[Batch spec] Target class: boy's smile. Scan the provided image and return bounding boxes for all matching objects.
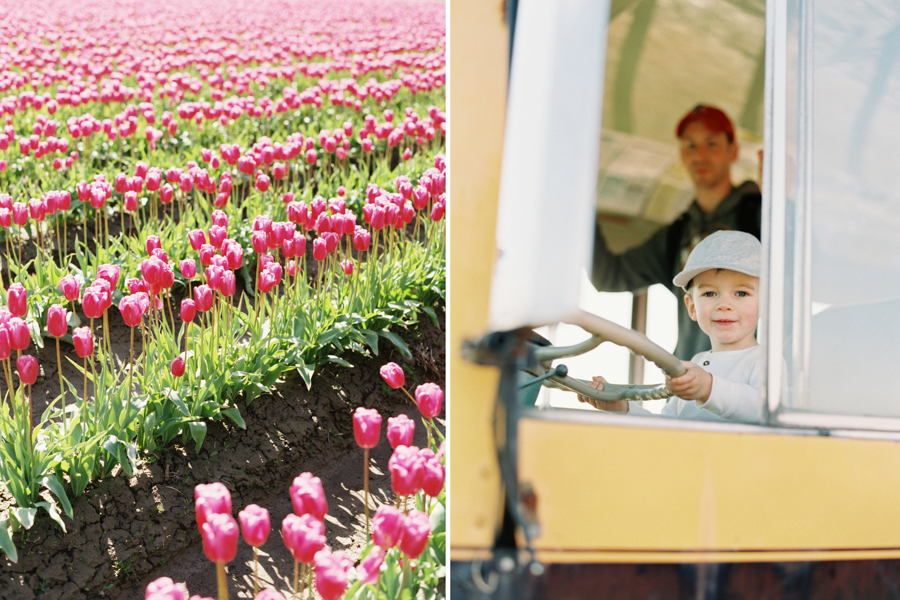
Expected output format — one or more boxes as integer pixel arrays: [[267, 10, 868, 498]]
[[684, 268, 759, 352]]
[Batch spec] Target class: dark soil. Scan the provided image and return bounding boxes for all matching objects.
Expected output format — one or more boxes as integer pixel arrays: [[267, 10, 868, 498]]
[[0, 305, 445, 600]]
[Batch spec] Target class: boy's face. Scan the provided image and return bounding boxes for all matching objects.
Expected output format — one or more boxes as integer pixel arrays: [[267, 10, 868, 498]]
[[684, 269, 760, 352]]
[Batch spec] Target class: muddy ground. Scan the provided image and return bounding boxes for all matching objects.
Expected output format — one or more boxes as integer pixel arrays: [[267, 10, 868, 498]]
[[0, 301, 445, 600]]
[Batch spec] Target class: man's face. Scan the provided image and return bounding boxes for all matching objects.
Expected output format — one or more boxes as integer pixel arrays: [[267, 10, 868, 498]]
[[678, 120, 738, 190]]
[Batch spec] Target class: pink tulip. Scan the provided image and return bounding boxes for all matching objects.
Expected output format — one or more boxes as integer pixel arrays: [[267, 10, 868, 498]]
[[372, 505, 404, 549], [205, 266, 224, 292], [379, 362, 405, 389], [160, 184, 174, 204], [289, 472, 328, 520], [47, 304, 67, 338], [255, 174, 270, 192], [415, 383, 443, 418], [194, 285, 214, 312], [8, 318, 29, 351], [356, 546, 385, 584], [169, 354, 186, 377], [352, 228, 371, 252], [420, 449, 445, 497], [82, 287, 104, 320], [398, 509, 431, 559], [145, 577, 188, 600], [17, 355, 37, 385], [209, 225, 226, 249], [340, 259, 353, 276], [312, 238, 327, 261], [199, 244, 215, 266], [281, 513, 326, 564], [195, 482, 232, 533], [239, 504, 270, 547], [252, 591, 284, 600], [251, 231, 268, 255], [388, 445, 423, 497], [7, 283, 26, 318], [145, 235, 161, 255], [97, 264, 120, 290], [220, 271, 236, 297], [180, 299, 196, 323], [11, 203, 27, 226], [118, 295, 145, 327], [201, 512, 239, 564], [387, 414, 415, 449], [180, 259, 196, 279], [353, 407, 381, 449], [73, 327, 93, 358], [188, 229, 206, 251], [313, 547, 353, 600], [0, 327, 10, 361]]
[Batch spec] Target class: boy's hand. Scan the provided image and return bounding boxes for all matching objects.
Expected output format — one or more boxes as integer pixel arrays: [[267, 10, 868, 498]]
[[577, 376, 629, 413], [666, 361, 713, 402]]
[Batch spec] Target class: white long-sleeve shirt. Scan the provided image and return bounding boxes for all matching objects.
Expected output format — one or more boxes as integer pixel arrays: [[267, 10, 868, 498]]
[[628, 345, 762, 424]]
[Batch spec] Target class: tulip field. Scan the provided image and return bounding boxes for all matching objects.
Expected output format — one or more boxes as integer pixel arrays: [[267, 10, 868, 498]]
[[0, 0, 445, 597]]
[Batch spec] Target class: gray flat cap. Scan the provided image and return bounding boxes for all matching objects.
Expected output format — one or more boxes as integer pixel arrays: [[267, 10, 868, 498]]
[[673, 230, 761, 289]]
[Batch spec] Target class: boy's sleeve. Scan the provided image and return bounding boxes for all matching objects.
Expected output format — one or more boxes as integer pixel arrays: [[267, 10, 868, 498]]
[[696, 365, 762, 424]]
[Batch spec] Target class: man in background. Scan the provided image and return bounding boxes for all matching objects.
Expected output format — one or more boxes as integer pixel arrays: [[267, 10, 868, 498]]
[[591, 105, 761, 360]]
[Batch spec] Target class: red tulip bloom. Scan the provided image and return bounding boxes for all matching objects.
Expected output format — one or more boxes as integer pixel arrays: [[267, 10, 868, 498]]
[[415, 383, 444, 419], [47, 304, 67, 338], [353, 407, 381, 449], [188, 229, 206, 251], [180, 259, 196, 279], [238, 504, 270, 548], [398, 509, 431, 559], [420, 449, 445, 497], [312, 238, 327, 261], [356, 546, 385, 585], [388, 445, 424, 497], [145, 235, 161, 255], [170, 356, 185, 378], [372, 505, 404, 549], [144, 577, 188, 600], [7, 283, 26, 318], [17, 355, 38, 385], [160, 184, 174, 204], [97, 264, 120, 290], [195, 482, 232, 533], [201, 512, 239, 564], [352, 227, 371, 252], [73, 327, 93, 358], [340, 259, 353, 276], [0, 327, 11, 360], [118, 294, 146, 327], [194, 285, 214, 312], [289, 472, 328, 520], [379, 362, 405, 389], [387, 414, 415, 449], [220, 271, 236, 297], [282, 513, 326, 564], [313, 547, 353, 600], [8, 318, 29, 351]]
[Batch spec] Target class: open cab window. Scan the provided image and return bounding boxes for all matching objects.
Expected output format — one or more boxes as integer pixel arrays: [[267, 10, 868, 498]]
[[491, 0, 900, 434]]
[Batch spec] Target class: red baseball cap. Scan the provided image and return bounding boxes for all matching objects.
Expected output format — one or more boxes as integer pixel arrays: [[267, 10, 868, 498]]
[[676, 105, 735, 142]]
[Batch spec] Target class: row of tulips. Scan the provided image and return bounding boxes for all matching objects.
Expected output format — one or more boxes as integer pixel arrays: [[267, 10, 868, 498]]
[[146, 363, 444, 600]]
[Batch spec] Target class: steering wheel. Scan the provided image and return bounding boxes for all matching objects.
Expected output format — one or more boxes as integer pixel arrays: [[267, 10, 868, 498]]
[[521, 309, 686, 403]]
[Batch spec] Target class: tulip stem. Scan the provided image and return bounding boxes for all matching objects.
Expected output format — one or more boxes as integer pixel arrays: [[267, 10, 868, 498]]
[[128, 325, 134, 397], [400, 386, 416, 406], [252, 546, 259, 598], [3, 359, 13, 415], [364, 447, 370, 541], [293, 559, 299, 597], [56, 337, 65, 435], [216, 561, 229, 600]]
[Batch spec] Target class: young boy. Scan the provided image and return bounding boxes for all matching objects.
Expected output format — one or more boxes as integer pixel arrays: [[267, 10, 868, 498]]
[[579, 230, 762, 424]]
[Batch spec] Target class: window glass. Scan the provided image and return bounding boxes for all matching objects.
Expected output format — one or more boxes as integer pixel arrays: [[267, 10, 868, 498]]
[[782, 0, 900, 417]]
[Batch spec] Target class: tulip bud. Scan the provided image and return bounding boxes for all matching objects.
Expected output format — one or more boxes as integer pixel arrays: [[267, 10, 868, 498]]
[[171, 356, 185, 377], [144, 577, 189, 600], [17, 355, 38, 385], [386, 414, 415, 449], [312, 238, 327, 261], [145, 235, 161, 255], [194, 285, 214, 312], [180, 259, 196, 280], [420, 450, 445, 498], [355, 546, 385, 584], [282, 513, 326, 564], [415, 383, 443, 419], [379, 362, 405, 389], [239, 504, 270, 548], [372, 505, 404, 549], [313, 547, 353, 600], [58, 275, 80, 302], [7, 283, 26, 318], [97, 264, 120, 290], [188, 229, 206, 251], [180, 298, 196, 323], [47, 304, 67, 338], [388, 445, 423, 497], [195, 482, 232, 533], [73, 326, 93, 358], [289, 472, 328, 520], [8, 317, 30, 351], [201, 512, 239, 564], [398, 509, 431, 559], [352, 407, 381, 449]]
